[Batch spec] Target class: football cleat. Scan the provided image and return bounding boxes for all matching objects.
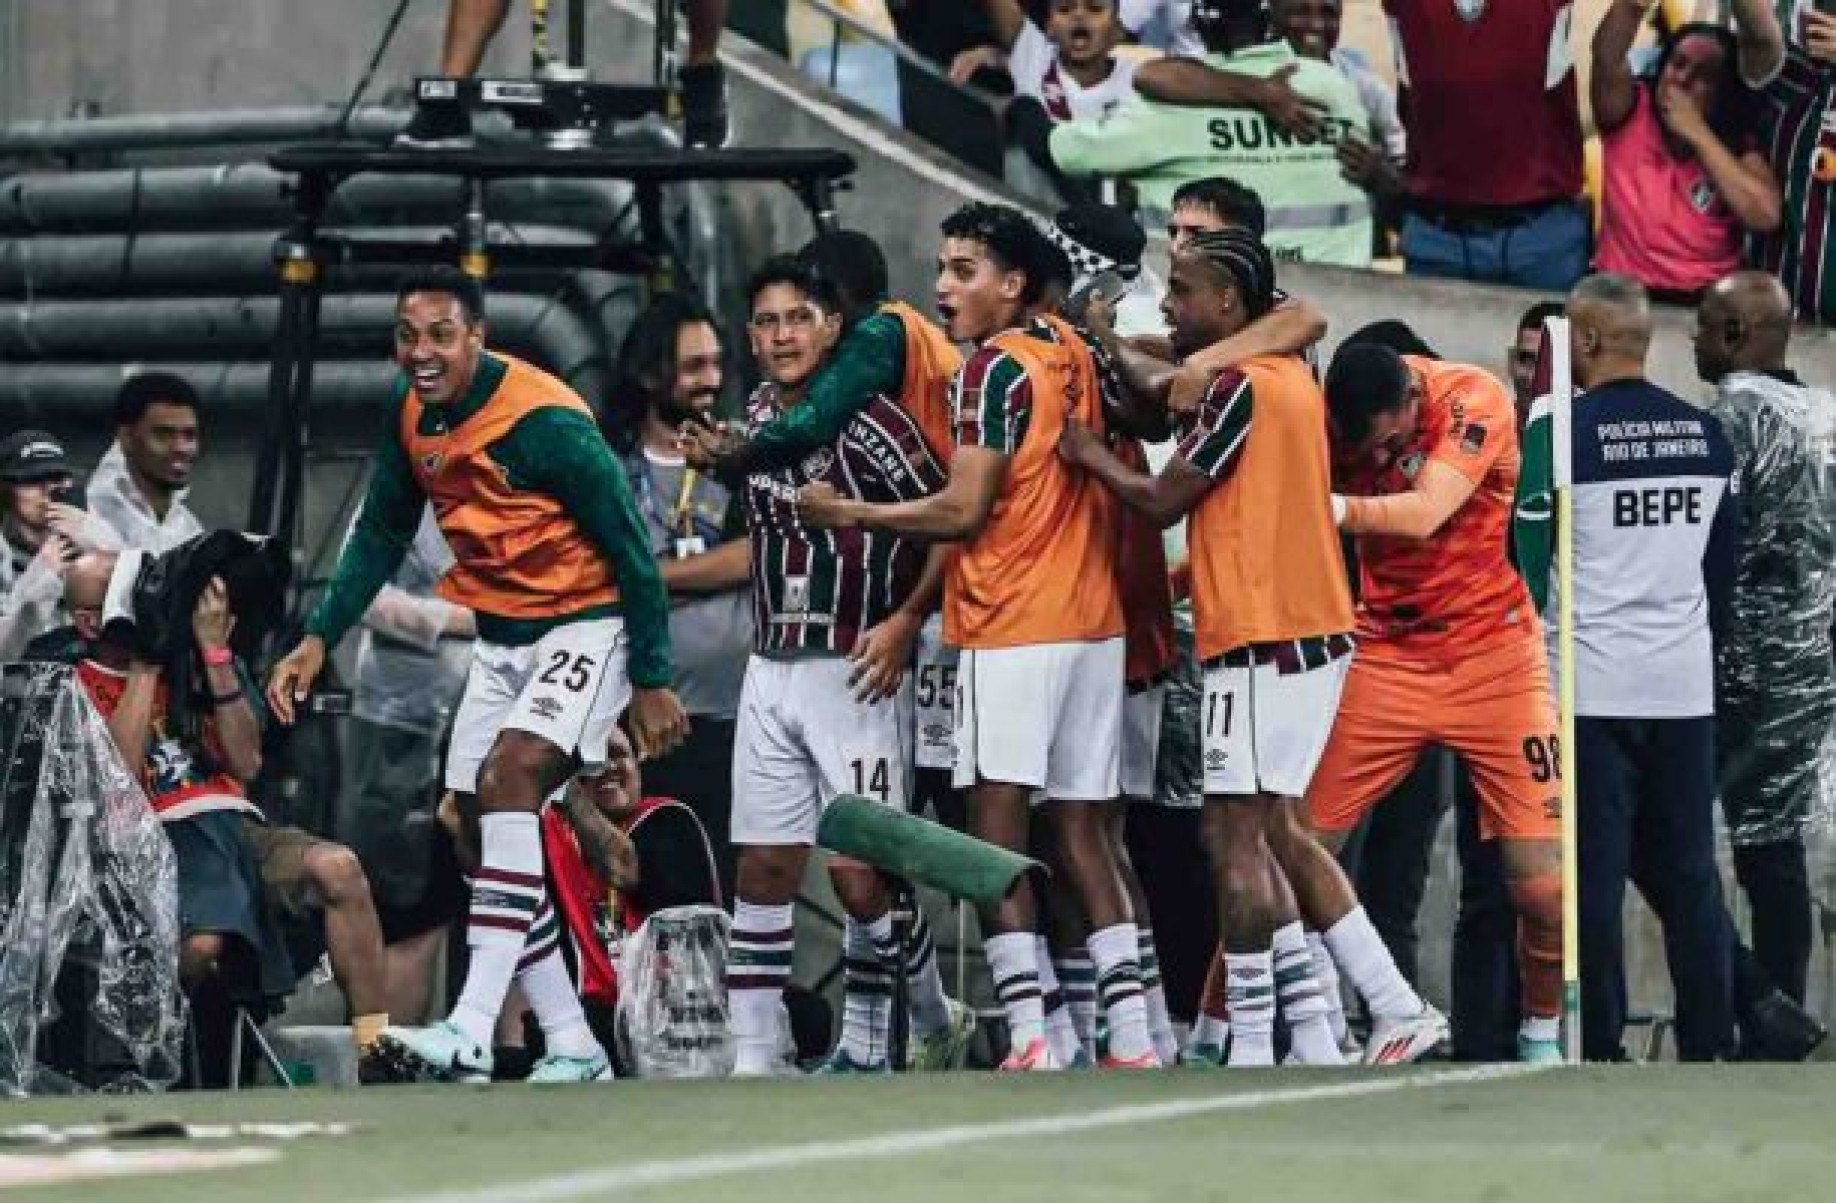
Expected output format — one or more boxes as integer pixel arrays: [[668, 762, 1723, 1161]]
[[1362, 1004, 1450, 1066], [374, 1021, 492, 1084], [394, 103, 475, 150], [814, 1048, 890, 1074], [1517, 1034, 1563, 1065], [1098, 1049, 1163, 1070], [526, 1049, 615, 1083], [907, 997, 977, 1072], [1181, 1040, 1227, 1068], [997, 1037, 1061, 1072]]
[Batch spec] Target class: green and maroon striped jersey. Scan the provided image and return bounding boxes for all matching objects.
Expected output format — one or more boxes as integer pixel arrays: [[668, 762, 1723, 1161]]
[[743, 383, 946, 656], [1754, 47, 1836, 326]]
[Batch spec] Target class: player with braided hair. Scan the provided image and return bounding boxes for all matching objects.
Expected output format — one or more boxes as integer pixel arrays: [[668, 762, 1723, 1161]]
[[1060, 226, 1447, 1066]]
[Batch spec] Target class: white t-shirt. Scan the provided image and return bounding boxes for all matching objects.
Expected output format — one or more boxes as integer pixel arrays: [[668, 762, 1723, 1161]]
[[1119, 0, 1203, 55], [1009, 21, 1138, 123]]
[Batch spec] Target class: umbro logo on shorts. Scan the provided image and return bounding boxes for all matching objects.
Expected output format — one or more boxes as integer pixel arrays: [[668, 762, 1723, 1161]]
[[529, 696, 564, 722], [1205, 749, 1228, 769]]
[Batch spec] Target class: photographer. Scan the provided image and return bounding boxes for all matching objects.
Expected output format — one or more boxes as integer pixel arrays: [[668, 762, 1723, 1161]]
[[0, 431, 116, 660], [63, 549, 395, 1072]]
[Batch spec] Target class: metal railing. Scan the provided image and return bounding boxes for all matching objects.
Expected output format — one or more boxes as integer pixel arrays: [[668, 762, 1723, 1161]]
[[789, 0, 1002, 110]]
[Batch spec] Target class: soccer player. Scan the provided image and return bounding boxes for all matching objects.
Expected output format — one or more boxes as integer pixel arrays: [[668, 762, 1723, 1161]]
[[724, 255, 971, 1077], [267, 266, 687, 1084], [1034, 202, 1185, 1066], [800, 202, 1157, 1071], [1317, 340, 1566, 1063], [1059, 228, 1359, 1067]]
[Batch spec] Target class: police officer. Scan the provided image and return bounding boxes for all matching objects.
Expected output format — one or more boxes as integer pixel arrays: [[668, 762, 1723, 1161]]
[[1551, 273, 1738, 1061]]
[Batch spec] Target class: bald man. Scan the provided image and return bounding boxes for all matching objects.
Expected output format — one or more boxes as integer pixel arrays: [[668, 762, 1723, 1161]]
[[1556, 273, 1738, 1061], [1697, 271, 1836, 1057]]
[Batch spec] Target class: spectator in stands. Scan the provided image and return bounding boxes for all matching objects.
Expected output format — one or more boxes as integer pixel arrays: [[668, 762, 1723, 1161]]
[[1508, 300, 1567, 429], [1697, 271, 1836, 1059], [1592, 3, 1784, 305], [1751, 6, 1836, 325], [1051, 0, 1374, 268], [1556, 274, 1738, 1062], [604, 293, 753, 900], [0, 431, 114, 660], [64, 551, 395, 1072], [90, 373, 205, 555], [793, 0, 907, 125], [953, 0, 1137, 204], [1141, 0, 1405, 213], [336, 506, 474, 1021], [1378, 0, 1589, 290], [399, 0, 730, 147], [1121, 0, 1200, 53]]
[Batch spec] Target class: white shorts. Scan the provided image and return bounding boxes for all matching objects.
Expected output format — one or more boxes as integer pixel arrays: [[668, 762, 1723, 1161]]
[[731, 655, 914, 846], [912, 614, 958, 772], [1120, 682, 1167, 801], [953, 637, 1124, 801], [1201, 648, 1350, 800], [445, 617, 631, 794]]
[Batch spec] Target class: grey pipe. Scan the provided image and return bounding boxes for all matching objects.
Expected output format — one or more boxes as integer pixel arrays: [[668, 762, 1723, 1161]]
[[0, 106, 412, 156], [0, 226, 625, 296], [0, 292, 614, 400], [0, 360, 401, 427], [0, 166, 649, 236]]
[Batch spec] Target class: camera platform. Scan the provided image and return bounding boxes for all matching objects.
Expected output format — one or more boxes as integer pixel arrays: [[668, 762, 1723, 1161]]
[[254, 140, 856, 581], [411, 75, 671, 150]]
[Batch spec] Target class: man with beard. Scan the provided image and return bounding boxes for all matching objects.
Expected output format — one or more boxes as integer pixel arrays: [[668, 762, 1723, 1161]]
[[91, 373, 205, 554], [1696, 270, 1836, 1059], [605, 295, 754, 898]]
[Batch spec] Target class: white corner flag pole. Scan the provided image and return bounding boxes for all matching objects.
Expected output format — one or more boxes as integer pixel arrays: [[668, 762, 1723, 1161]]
[[1544, 314, 1582, 1064]]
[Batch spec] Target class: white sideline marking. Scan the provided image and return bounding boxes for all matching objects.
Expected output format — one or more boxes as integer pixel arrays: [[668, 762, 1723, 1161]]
[[393, 1063, 1549, 1203], [604, 0, 1018, 209]]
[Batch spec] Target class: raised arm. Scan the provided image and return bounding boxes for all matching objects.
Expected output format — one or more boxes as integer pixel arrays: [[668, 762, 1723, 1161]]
[[1589, 0, 1645, 135], [1659, 85, 1783, 233], [1731, 0, 1785, 88], [693, 312, 906, 478], [1132, 60, 1328, 138], [1170, 299, 1328, 414]]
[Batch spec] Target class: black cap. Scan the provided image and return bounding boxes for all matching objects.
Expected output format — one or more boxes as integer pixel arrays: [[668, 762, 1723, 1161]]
[[0, 431, 70, 483], [1044, 203, 1148, 284]]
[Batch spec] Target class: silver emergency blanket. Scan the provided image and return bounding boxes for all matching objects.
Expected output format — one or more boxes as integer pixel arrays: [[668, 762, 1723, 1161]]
[[0, 662, 184, 1094], [1708, 371, 1836, 846], [615, 904, 735, 1079]]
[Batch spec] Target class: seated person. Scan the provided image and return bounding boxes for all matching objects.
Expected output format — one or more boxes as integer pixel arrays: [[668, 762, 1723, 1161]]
[[440, 728, 722, 1067], [62, 551, 395, 1072]]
